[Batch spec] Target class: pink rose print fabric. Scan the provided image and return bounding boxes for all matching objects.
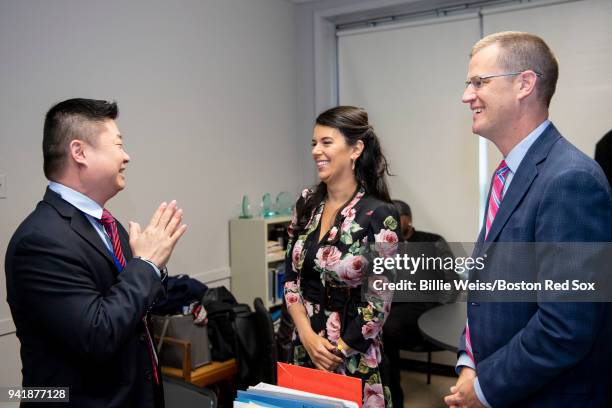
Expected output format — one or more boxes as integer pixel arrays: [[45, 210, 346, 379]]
[[283, 187, 401, 408]]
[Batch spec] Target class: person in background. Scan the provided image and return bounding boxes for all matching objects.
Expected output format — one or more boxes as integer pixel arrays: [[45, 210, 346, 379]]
[[284, 106, 401, 408], [445, 31, 612, 407], [384, 199, 457, 408], [595, 129, 612, 187], [5, 98, 187, 408]]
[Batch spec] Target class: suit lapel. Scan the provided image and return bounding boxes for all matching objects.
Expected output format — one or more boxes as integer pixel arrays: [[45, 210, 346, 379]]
[[473, 181, 492, 257], [117, 221, 133, 261], [482, 124, 561, 251], [71, 213, 117, 267], [483, 162, 538, 246], [43, 188, 116, 268]]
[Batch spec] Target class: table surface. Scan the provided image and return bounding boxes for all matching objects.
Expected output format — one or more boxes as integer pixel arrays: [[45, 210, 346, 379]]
[[162, 358, 237, 388], [417, 302, 467, 353]]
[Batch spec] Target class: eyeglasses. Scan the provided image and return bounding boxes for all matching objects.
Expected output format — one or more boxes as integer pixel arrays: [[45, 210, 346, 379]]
[[465, 71, 543, 89]]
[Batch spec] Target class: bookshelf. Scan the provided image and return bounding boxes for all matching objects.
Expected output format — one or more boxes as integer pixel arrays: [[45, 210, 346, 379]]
[[230, 216, 291, 309]]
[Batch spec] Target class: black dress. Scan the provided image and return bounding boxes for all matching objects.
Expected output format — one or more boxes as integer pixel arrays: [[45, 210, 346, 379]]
[[284, 187, 401, 408]]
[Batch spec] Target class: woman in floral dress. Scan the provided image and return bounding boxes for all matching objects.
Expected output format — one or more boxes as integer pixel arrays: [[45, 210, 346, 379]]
[[284, 106, 401, 408]]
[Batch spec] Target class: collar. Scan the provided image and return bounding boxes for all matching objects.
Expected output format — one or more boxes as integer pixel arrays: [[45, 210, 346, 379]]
[[48, 181, 104, 220], [306, 186, 366, 242], [504, 120, 551, 174]]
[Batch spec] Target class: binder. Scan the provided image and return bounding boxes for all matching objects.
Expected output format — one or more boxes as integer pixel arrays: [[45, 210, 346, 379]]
[[237, 390, 333, 408], [277, 362, 362, 408]]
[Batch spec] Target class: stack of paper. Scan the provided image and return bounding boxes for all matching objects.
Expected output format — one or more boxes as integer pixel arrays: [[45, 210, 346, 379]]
[[234, 383, 358, 408], [277, 363, 362, 408], [234, 363, 362, 408], [267, 240, 284, 257]]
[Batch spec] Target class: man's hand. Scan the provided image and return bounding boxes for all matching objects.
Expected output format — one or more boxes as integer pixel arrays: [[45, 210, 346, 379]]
[[129, 200, 187, 268], [444, 367, 484, 408], [301, 330, 343, 372]]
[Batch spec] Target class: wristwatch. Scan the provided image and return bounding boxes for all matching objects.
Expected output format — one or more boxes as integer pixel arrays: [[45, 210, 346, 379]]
[[134, 256, 168, 282]]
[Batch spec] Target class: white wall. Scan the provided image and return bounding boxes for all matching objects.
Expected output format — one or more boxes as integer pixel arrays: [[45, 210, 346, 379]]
[[294, 0, 467, 212], [293, 0, 417, 188], [0, 0, 299, 386], [483, 0, 612, 175], [338, 16, 481, 241]]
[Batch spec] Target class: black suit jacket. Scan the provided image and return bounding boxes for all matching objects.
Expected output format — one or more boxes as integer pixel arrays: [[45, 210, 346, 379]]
[[5, 188, 166, 407]]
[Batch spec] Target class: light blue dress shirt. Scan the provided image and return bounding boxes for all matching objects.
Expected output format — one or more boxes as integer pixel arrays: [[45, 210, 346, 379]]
[[48, 182, 160, 277], [456, 119, 551, 407], [501, 120, 551, 196]]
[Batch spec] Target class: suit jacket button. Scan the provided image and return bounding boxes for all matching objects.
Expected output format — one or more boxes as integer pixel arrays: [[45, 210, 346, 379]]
[[140, 334, 147, 342], [145, 370, 152, 380]]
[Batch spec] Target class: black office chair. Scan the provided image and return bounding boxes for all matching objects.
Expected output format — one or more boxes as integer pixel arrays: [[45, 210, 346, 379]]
[[163, 375, 217, 408], [232, 298, 278, 387], [253, 297, 278, 384]]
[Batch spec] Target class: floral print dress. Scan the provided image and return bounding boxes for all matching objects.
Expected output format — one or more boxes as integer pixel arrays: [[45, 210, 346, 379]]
[[284, 187, 401, 408]]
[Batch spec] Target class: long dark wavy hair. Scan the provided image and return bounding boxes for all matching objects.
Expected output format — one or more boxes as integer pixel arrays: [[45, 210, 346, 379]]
[[294, 106, 392, 234]]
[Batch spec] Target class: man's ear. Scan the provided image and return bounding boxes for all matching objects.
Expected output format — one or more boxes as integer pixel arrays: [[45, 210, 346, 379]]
[[69, 140, 88, 166], [517, 70, 539, 101]]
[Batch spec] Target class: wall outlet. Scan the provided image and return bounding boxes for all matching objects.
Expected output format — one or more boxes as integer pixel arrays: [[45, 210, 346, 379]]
[[0, 175, 6, 198]]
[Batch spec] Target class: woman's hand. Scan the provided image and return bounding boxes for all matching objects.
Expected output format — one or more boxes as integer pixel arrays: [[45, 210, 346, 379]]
[[302, 330, 343, 372], [286, 301, 343, 371], [336, 338, 354, 355]]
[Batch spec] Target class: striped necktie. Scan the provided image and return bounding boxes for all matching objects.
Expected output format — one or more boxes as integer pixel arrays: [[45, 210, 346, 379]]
[[485, 160, 510, 239], [101, 209, 126, 268], [100, 209, 160, 385], [465, 160, 511, 365]]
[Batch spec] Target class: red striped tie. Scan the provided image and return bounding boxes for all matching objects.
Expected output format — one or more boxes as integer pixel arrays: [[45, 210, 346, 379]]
[[101, 209, 126, 267], [100, 209, 160, 385], [465, 160, 511, 365], [485, 160, 510, 239]]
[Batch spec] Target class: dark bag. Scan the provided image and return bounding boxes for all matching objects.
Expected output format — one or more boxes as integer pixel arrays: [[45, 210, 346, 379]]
[[232, 305, 258, 387], [202, 288, 268, 387], [205, 303, 236, 361], [202, 287, 240, 361], [201, 286, 237, 306]]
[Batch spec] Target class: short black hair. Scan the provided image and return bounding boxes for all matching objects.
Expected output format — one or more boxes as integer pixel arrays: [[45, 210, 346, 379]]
[[393, 199, 411, 218], [43, 98, 118, 180]]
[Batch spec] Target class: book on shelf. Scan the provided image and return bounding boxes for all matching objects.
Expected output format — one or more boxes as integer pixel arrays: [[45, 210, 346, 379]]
[[267, 240, 283, 251], [275, 265, 285, 301], [268, 264, 286, 306], [268, 267, 276, 304]]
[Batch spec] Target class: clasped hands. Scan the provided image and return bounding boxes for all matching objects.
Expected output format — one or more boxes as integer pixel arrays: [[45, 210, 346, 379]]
[[444, 367, 485, 408], [129, 200, 187, 269]]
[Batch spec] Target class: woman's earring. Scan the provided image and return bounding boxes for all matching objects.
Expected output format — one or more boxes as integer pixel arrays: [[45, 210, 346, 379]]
[[350, 157, 355, 170]]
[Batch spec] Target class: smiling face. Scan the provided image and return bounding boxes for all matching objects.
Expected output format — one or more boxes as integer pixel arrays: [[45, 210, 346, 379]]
[[462, 44, 520, 141], [311, 125, 357, 185], [83, 119, 130, 204]]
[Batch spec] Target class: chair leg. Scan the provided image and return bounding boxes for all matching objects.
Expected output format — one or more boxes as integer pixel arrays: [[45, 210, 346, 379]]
[[427, 349, 432, 385]]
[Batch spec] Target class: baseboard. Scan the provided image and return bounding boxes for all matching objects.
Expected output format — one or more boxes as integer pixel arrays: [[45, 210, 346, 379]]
[[0, 318, 16, 337], [190, 266, 231, 285]]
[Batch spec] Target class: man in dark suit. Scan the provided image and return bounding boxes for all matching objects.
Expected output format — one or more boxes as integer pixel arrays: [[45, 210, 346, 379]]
[[444, 32, 612, 407], [5, 98, 187, 407], [384, 199, 457, 408]]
